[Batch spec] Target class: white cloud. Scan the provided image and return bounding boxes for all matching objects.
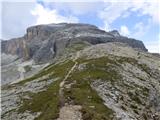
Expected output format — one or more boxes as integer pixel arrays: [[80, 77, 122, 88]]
[[53, 2, 102, 15], [67, 2, 100, 15], [99, 2, 130, 24], [120, 25, 130, 36], [121, 10, 131, 18], [1, 2, 37, 39], [99, 21, 110, 31], [98, 0, 160, 32], [131, 1, 159, 24], [31, 4, 79, 25], [144, 41, 160, 53], [133, 20, 151, 38]]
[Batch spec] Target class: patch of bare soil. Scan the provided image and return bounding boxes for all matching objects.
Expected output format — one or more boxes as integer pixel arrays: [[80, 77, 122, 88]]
[[57, 105, 82, 120]]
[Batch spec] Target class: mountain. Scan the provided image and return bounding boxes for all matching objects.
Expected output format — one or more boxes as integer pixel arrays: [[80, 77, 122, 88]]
[[1, 23, 160, 120], [1, 23, 147, 63]]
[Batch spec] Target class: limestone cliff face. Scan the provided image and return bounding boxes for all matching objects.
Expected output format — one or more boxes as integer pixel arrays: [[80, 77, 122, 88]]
[[1, 23, 148, 63], [1, 38, 29, 60]]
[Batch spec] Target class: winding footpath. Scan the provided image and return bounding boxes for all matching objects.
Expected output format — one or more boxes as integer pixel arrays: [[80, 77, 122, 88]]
[[57, 52, 82, 120]]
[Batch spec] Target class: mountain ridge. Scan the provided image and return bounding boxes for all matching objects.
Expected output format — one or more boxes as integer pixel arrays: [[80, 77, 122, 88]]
[[1, 23, 147, 63]]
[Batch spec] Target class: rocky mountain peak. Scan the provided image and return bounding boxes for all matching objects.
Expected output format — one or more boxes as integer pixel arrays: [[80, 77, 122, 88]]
[[1, 23, 148, 63], [109, 30, 120, 37]]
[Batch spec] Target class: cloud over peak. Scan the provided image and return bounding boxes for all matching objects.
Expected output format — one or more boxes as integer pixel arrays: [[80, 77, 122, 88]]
[[120, 25, 130, 36], [31, 4, 79, 25]]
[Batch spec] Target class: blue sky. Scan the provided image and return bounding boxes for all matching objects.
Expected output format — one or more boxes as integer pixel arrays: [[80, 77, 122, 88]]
[[1, 0, 160, 53]]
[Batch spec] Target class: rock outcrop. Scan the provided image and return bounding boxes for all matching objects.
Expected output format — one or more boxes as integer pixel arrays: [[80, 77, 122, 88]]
[[1, 23, 147, 63]]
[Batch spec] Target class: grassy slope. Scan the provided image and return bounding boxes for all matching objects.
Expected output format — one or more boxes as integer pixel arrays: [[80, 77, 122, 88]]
[[64, 57, 121, 120], [18, 60, 75, 120], [17, 57, 117, 120], [13, 43, 151, 120], [64, 56, 151, 120]]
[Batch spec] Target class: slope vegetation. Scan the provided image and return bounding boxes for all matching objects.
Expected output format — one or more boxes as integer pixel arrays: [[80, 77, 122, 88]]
[[1, 42, 160, 120]]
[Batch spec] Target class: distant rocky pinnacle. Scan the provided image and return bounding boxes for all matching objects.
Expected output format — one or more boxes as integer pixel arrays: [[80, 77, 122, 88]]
[[1, 23, 147, 63]]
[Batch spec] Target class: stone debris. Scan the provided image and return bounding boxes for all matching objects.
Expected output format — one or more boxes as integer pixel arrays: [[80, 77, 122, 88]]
[[57, 105, 82, 120]]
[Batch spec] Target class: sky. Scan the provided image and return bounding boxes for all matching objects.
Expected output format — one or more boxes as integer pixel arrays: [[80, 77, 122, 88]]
[[0, 0, 160, 53]]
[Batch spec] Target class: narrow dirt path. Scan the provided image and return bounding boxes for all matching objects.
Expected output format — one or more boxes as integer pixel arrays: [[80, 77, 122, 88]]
[[59, 52, 79, 107], [57, 52, 82, 120]]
